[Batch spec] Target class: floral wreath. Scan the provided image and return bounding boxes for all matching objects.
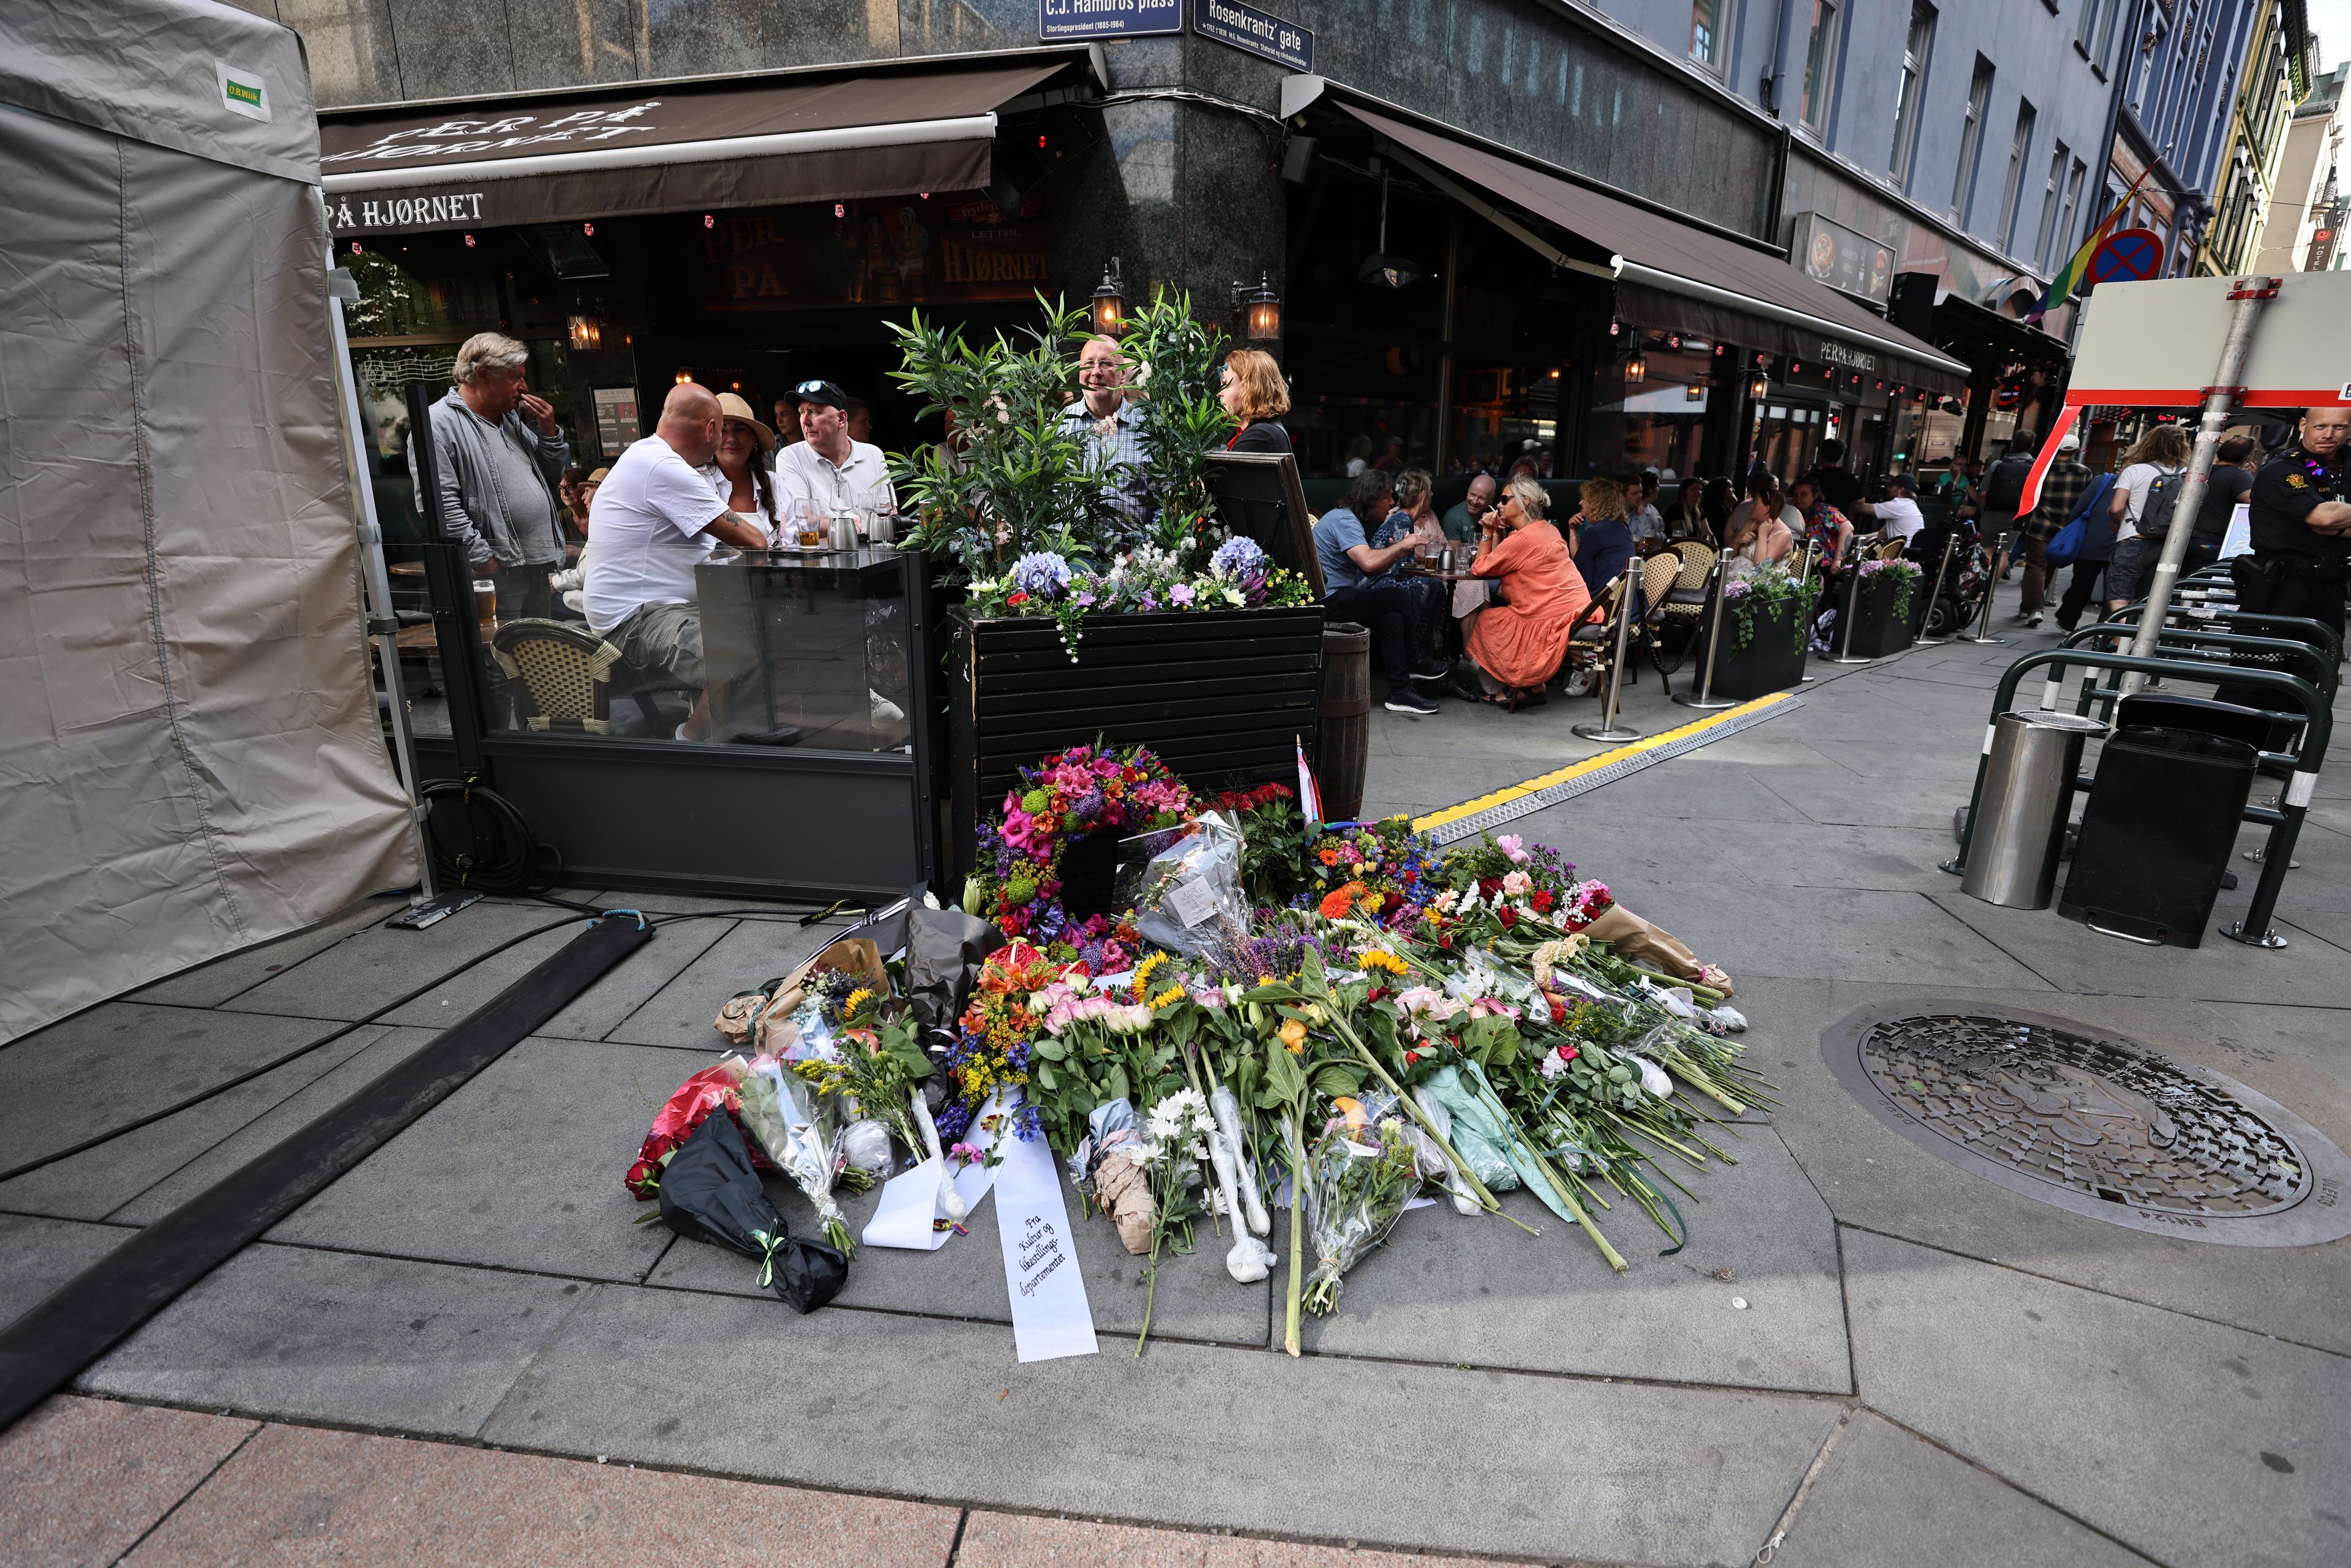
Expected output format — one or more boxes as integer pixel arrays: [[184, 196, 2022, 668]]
[[963, 741, 1194, 956]]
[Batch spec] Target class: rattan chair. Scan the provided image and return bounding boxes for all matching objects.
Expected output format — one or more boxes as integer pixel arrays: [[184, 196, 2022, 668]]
[[489, 619, 626, 734]]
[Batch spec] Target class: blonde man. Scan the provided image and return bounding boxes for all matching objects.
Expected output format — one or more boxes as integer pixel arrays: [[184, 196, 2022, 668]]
[[1058, 332, 1151, 531]]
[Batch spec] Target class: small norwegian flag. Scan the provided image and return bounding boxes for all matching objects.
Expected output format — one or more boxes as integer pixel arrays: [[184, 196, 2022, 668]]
[[1295, 737, 1323, 826]]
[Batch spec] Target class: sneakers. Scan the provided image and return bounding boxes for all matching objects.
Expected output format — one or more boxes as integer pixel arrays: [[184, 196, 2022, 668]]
[[2023, 612, 2043, 628], [1385, 689, 1441, 715]]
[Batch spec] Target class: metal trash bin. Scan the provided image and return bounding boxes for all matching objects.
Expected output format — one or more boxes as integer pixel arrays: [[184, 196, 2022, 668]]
[[1962, 710, 2109, 909]]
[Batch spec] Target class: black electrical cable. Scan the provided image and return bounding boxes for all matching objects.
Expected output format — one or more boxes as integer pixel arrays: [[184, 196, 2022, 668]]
[[420, 776, 568, 899]]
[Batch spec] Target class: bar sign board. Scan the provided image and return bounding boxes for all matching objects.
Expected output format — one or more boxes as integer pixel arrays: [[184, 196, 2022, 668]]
[[1194, 0, 1314, 69], [1040, 0, 1182, 38], [593, 387, 639, 457]]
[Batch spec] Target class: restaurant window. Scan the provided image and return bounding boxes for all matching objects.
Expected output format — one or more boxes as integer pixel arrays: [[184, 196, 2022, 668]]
[[1951, 56, 1993, 225], [1887, 5, 1935, 190], [2000, 99, 2036, 252], [1689, 0, 1734, 75], [1800, 1, 1843, 136], [2035, 140, 2069, 269], [1579, 335, 1712, 485]]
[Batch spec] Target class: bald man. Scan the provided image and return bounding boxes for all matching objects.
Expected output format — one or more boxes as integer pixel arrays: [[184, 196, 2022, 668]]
[[584, 383, 773, 741]]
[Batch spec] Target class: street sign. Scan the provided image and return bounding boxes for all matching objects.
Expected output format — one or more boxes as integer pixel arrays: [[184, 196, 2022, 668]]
[[2088, 227, 2164, 285], [1040, 0, 1182, 39], [1193, 0, 1314, 69]]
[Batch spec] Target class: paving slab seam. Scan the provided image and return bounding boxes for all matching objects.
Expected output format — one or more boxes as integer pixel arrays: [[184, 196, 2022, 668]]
[[1856, 1404, 2173, 1568], [940, 1507, 971, 1567], [1745, 1401, 1856, 1566], [90, 1024, 406, 1228], [182, 916, 403, 1010], [1912, 891, 2065, 989], [468, 1278, 610, 1444], [100, 1416, 264, 1567], [1833, 1221, 2351, 1364], [588, 917, 744, 1043], [1271, 1340, 1864, 1405], [110, 1395, 1632, 1568], [0, 1206, 139, 1231]]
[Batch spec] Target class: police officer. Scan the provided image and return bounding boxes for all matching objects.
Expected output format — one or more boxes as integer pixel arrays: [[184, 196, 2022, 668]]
[[2237, 403, 2351, 639]]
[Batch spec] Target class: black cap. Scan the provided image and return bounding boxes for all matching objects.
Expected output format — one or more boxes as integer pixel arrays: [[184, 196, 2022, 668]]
[[792, 379, 850, 410], [1884, 470, 1918, 492]]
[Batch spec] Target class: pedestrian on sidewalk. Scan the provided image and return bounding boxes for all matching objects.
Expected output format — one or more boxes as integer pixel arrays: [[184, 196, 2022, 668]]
[[2103, 424, 2191, 616], [413, 332, 572, 621], [1977, 431, 2039, 586], [2052, 469, 2118, 632], [2012, 432, 2091, 628], [2183, 434, 2261, 573]]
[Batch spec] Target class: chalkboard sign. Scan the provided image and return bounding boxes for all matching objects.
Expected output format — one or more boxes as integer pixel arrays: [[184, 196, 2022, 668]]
[[1204, 449, 1323, 598]]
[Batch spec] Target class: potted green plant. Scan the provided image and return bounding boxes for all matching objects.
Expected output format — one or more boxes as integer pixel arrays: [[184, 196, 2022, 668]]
[[1707, 563, 1817, 699], [887, 295, 1324, 877], [1837, 558, 1921, 658]]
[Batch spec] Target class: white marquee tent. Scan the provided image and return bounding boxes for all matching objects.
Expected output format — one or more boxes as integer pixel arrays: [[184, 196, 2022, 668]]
[[1, 0, 414, 1042]]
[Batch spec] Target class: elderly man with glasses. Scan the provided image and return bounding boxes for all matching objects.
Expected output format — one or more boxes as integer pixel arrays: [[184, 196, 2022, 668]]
[[412, 332, 572, 618], [1057, 333, 1153, 536]]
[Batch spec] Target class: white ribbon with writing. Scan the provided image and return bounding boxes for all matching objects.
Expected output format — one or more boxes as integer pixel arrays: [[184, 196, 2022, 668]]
[[991, 1120, 1097, 1361]]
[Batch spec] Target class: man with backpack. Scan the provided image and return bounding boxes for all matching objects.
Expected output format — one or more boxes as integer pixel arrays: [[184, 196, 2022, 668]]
[[1977, 432, 2039, 605]]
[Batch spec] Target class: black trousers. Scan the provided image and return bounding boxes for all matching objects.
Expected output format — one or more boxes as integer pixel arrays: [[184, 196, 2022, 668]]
[[2054, 561, 2107, 630], [1324, 582, 1414, 697]]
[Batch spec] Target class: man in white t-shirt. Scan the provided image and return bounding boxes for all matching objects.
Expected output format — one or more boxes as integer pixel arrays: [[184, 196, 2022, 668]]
[[774, 380, 895, 537], [585, 383, 771, 741], [1875, 471, 1926, 543]]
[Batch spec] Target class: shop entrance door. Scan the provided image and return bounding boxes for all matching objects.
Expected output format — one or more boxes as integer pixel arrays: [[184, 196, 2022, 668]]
[[1749, 392, 1832, 483]]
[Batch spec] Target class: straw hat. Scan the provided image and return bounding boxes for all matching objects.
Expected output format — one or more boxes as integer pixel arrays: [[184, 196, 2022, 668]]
[[714, 392, 774, 451], [585, 467, 611, 484]]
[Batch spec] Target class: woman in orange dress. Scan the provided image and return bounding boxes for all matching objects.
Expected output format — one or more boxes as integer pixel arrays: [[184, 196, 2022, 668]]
[[1451, 477, 1591, 703]]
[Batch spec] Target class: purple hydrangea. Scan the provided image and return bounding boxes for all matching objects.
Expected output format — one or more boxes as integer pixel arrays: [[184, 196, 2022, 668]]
[[1010, 551, 1072, 599]]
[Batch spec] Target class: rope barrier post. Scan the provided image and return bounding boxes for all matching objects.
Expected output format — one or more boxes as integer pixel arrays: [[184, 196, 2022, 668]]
[[1573, 566, 1644, 741], [1913, 531, 1961, 646], [1956, 530, 2011, 645], [1818, 556, 1872, 666], [1672, 550, 1739, 711]]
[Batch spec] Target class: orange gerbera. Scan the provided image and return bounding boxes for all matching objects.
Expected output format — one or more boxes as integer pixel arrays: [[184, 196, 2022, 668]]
[[1318, 881, 1367, 919], [1318, 847, 1341, 866]]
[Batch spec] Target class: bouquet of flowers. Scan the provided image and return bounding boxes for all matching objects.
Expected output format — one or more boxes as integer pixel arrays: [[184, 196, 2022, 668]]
[[1305, 816, 1449, 930], [736, 1054, 859, 1255], [1299, 1092, 1423, 1315], [964, 741, 1193, 948], [626, 1059, 756, 1199]]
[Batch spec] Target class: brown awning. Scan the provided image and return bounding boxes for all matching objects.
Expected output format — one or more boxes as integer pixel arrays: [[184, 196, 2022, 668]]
[[318, 60, 1071, 236], [1341, 105, 1971, 396]]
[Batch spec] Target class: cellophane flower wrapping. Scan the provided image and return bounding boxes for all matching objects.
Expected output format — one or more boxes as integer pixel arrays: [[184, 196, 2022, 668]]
[[626, 1059, 759, 1199], [1301, 1092, 1423, 1315], [737, 1056, 855, 1253], [1123, 811, 1250, 966]]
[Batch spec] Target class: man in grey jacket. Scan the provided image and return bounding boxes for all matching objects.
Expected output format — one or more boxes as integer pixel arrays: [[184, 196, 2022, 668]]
[[414, 332, 571, 620]]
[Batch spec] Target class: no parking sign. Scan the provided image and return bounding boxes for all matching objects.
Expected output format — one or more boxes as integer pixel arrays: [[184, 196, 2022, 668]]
[[2088, 227, 2164, 285]]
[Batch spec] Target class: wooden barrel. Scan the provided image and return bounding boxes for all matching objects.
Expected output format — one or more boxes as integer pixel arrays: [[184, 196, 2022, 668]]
[[1316, 621, 1371, 821]]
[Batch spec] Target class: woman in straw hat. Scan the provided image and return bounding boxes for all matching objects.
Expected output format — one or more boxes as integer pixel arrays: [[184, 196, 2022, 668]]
[[705, 391, 782, 542]]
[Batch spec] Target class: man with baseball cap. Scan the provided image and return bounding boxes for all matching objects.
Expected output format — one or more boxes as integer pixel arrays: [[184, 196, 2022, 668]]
[[2012, 431, 2091, 629], [775, 380, 895, 539]]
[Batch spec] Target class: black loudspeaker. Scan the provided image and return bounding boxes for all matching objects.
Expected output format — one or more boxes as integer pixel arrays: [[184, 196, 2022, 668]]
[[1278, 134, 1318, 184], [2060, 726, 2257, 947], [1889, 271, 1938, 340]]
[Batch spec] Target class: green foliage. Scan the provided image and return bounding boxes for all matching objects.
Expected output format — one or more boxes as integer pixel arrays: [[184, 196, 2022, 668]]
[[1722, 561, 1821, 656], [1114, 290, 1236, 549], [883, 296, 1126, 582]]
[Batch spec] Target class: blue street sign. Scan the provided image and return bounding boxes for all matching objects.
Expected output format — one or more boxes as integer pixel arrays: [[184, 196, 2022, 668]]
[[2088, 227, 2164, 285], [1193, 0, 1314, 69], [1040, 0, 1182, 40]]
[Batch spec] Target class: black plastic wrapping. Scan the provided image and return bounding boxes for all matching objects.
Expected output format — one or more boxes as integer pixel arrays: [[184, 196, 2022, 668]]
[[901, 902, 1004, 1031], [657, 1112, 847, 1313]]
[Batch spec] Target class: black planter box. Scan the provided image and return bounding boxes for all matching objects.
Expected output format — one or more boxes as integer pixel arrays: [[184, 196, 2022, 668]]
[[1706, 595, 1809, 699], [945, 604, 1324, 881], [1839, 570, 1916, 658]]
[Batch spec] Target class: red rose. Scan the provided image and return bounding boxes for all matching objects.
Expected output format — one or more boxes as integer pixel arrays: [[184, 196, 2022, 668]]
[[1481, 877, 1502, 896], [1532, 889, 1556, 912], [1556, 1044, 1580, 1063], [1498, 906, 1518, 928], [1438, 934, 1453, 949], [1403, 1049, 1420, 1066], [1549, 999, 1566, 1026]]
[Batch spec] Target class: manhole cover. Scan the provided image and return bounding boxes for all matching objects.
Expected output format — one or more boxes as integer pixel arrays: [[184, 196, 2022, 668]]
[[1823, 1000, 2351, 1247]]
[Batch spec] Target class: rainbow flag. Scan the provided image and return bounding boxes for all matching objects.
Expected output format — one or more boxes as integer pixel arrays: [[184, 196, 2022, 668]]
[[2029, 171, 2147, 323]]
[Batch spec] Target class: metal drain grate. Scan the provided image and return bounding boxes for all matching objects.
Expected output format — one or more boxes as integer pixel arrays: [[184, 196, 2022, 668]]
[[1822, 1000, 2351, 1246]]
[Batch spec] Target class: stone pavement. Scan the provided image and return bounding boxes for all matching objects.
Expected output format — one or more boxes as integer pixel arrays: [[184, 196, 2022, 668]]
[[4, 582, 2349, 1568]]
